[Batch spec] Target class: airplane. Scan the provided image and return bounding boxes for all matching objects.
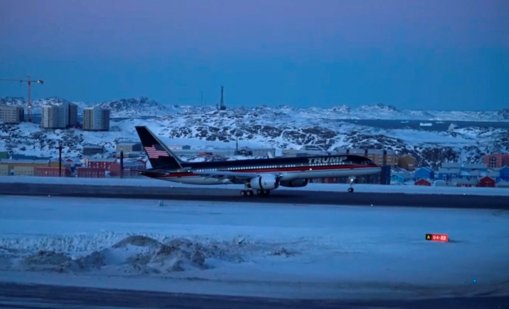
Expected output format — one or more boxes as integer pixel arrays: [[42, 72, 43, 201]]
[[135, 126, 381, 196]]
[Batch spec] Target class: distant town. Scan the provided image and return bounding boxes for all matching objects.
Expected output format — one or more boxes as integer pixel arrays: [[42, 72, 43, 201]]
[[1, 98, 508, 189], [0, 102, 110, 131]]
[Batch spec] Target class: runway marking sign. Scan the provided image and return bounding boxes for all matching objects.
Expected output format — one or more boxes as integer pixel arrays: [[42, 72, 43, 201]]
[[425, 233, 449, 242]]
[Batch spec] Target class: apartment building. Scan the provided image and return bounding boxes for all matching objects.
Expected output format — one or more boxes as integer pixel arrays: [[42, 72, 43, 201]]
[[83, 106, 110, 131], [0, 105, 24, 123], [41, 102, 78, 129]]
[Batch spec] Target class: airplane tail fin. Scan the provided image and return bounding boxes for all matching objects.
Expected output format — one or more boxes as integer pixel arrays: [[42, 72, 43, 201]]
[[135, 126, 183, 170]]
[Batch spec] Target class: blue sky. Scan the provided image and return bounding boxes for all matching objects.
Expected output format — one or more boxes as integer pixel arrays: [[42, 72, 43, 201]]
[[1, 0, 508, 110]]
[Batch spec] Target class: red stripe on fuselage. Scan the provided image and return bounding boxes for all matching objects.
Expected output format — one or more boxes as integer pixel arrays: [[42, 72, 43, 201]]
[[149, 164, 378, 178]]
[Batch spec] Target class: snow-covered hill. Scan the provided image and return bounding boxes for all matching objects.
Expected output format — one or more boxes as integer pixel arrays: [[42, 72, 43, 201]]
[[1, 97, 508, 167], [98, 97, 180, 118], [2, 97, 508, 121]]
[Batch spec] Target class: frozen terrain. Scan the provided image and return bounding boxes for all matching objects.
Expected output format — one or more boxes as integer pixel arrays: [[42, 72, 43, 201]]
[[2, 97, 508, 121], [0, 194, 508, 299], [1, 97, 508, 167]]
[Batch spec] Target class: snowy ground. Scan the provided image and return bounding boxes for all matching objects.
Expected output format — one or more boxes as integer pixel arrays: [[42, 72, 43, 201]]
[[0, 195, 508, 300]]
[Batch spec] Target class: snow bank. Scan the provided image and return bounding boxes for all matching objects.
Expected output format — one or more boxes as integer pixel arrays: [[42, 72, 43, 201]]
[[0, 232, 289, 277], [9, 236, 211, 274], [1, 196, 508, 299]]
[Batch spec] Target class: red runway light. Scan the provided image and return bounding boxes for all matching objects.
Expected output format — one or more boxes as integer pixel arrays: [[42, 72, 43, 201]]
[[425, 233, 449, 242]]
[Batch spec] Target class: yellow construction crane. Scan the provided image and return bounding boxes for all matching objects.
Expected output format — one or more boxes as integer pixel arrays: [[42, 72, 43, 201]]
[[0, 76, 44, 122]]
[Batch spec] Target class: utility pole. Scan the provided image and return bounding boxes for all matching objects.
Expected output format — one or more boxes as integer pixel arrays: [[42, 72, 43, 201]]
[[120, 151, 124, 179], [0, 76, 44, 122], [58, 142, 62, 177]]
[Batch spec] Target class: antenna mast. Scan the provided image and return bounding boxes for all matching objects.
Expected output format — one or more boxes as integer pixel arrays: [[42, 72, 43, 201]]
[[219, 85, 226, 110]]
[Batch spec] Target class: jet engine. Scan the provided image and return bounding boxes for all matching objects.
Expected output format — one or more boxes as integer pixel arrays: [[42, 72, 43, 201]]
[[279, 179, 308, 188], [249, 174, 279, 190]]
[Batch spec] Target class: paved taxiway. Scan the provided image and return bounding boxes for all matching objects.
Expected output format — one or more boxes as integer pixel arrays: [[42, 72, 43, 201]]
[[0, 282, 508, 309], [0, 182, 508, 209], [1, 182, 508, 308]]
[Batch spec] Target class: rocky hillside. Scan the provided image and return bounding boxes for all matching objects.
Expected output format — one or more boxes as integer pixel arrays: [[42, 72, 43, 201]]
[[1, 97, 508, 168]]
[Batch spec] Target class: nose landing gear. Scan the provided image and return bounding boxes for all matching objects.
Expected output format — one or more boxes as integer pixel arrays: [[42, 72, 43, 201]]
[[347, 176, 356, 193]]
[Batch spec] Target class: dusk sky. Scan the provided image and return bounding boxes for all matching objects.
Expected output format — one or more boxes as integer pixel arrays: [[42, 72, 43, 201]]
[[1, 0, 508, 110]]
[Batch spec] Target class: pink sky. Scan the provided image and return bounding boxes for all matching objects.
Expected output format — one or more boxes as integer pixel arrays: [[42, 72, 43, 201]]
[[1, 0, 508, 109]]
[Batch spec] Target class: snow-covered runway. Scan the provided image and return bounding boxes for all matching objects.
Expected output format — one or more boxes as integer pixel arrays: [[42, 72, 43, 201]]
[[0, 195, 508, 300]]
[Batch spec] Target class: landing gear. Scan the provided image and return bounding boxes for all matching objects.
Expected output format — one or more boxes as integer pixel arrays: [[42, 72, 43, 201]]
[[257, 189, 271, 196], [240, 189, 271, 197], [241, 190, 254, 197], [348, 176, 356, 193]]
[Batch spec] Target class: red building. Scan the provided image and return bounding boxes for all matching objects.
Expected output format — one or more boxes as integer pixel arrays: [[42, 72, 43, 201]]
[[415, 179, 432, 186], [86, 159, 117, 170], [77, 167, 106, 178], [478, 176, 496, 187], [108, 160, 145, 177], [35, 167, 71, 177], [81, 159, 145, 177], [483, 153, 509, 168]]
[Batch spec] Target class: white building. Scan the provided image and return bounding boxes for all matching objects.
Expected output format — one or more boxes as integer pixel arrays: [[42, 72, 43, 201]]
[[41, 102, 78, 129], [83, 106, 110, 131], [41, 105, 59, 128], [68, 103, 78, 127], [0, 105, 24, 123]]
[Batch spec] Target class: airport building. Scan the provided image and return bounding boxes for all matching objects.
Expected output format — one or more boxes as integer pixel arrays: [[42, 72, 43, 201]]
[[0, 159, 59, 176], [82, 144, 104, 156], [343, 148, 398, 167], [286, 147, 399, 167], [83, 106, 110, 131], [116, 141, 143, 158], [0, 105, 24, 123]]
